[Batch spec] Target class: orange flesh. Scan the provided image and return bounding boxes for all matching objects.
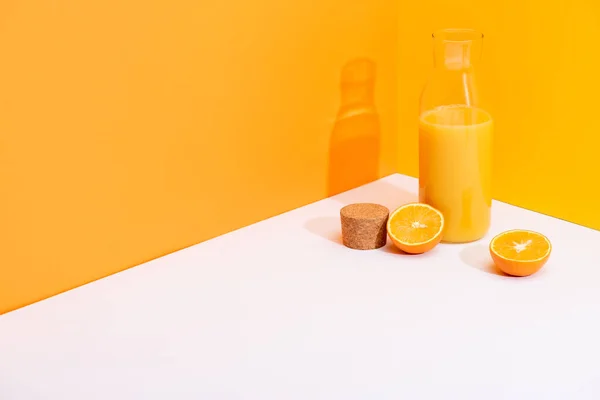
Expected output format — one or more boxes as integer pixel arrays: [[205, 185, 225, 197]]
[[491, 230, 550, 262], [388, 204, 443, 244]]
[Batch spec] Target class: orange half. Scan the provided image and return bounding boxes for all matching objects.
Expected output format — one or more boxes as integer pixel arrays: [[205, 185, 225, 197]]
[[490, 230, 552, 276], [387, 203, 444, 254]]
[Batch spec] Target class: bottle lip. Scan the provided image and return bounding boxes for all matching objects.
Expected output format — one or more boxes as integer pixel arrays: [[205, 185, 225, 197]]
[[432, 28, 484, 42]]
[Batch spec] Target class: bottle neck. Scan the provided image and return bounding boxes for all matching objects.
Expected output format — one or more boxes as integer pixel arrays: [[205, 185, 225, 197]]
[[434, 41, 477, 71], [420, 30, 485, 113], [432, 29, 483, 71]]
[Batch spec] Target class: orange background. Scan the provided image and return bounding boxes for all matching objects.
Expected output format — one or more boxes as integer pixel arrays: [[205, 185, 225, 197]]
[[3, 0, 600, 314], [0, 0, 398, 314]]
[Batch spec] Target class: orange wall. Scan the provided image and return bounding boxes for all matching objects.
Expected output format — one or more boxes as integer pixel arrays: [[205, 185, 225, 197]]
[[0, 0, 398, 313], [399, 0, 600, 230]]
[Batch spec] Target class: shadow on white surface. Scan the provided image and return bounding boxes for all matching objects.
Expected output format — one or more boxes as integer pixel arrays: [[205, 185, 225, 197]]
[[304, 217, 415, 258], [380, 242, 418, 256], [460, 244, 508, 277], [329, 180, 417, 213], [306, 179, 418, 248], [304, 216, 343, 244]]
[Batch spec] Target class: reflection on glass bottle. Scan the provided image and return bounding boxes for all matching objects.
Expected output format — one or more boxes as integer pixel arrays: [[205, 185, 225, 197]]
[[327, 58, 380, 197], [419, 29, 493, 243]]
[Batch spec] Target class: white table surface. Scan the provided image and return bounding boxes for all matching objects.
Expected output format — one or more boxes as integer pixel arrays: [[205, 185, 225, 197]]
[[2, 174, 600, 400]]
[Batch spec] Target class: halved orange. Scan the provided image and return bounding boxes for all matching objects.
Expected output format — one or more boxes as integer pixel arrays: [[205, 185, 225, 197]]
[[387, 203, 444, 254], [489, 230, 552, 276]]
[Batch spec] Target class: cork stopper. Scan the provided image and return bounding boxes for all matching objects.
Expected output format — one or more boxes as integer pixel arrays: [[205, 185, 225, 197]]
[[340, 203, 389, 250]]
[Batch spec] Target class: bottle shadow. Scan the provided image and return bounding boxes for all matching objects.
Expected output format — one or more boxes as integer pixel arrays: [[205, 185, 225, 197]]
[[306, 57, 417, 248], [327, 57, 381, 197]]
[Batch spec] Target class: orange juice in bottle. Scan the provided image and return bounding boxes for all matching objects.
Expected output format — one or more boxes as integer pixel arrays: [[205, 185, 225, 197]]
[[419, 29, 493, 243]]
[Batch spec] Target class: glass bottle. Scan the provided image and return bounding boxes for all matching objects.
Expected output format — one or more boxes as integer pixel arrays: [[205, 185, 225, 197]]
[[419, 29, 493, 243]]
